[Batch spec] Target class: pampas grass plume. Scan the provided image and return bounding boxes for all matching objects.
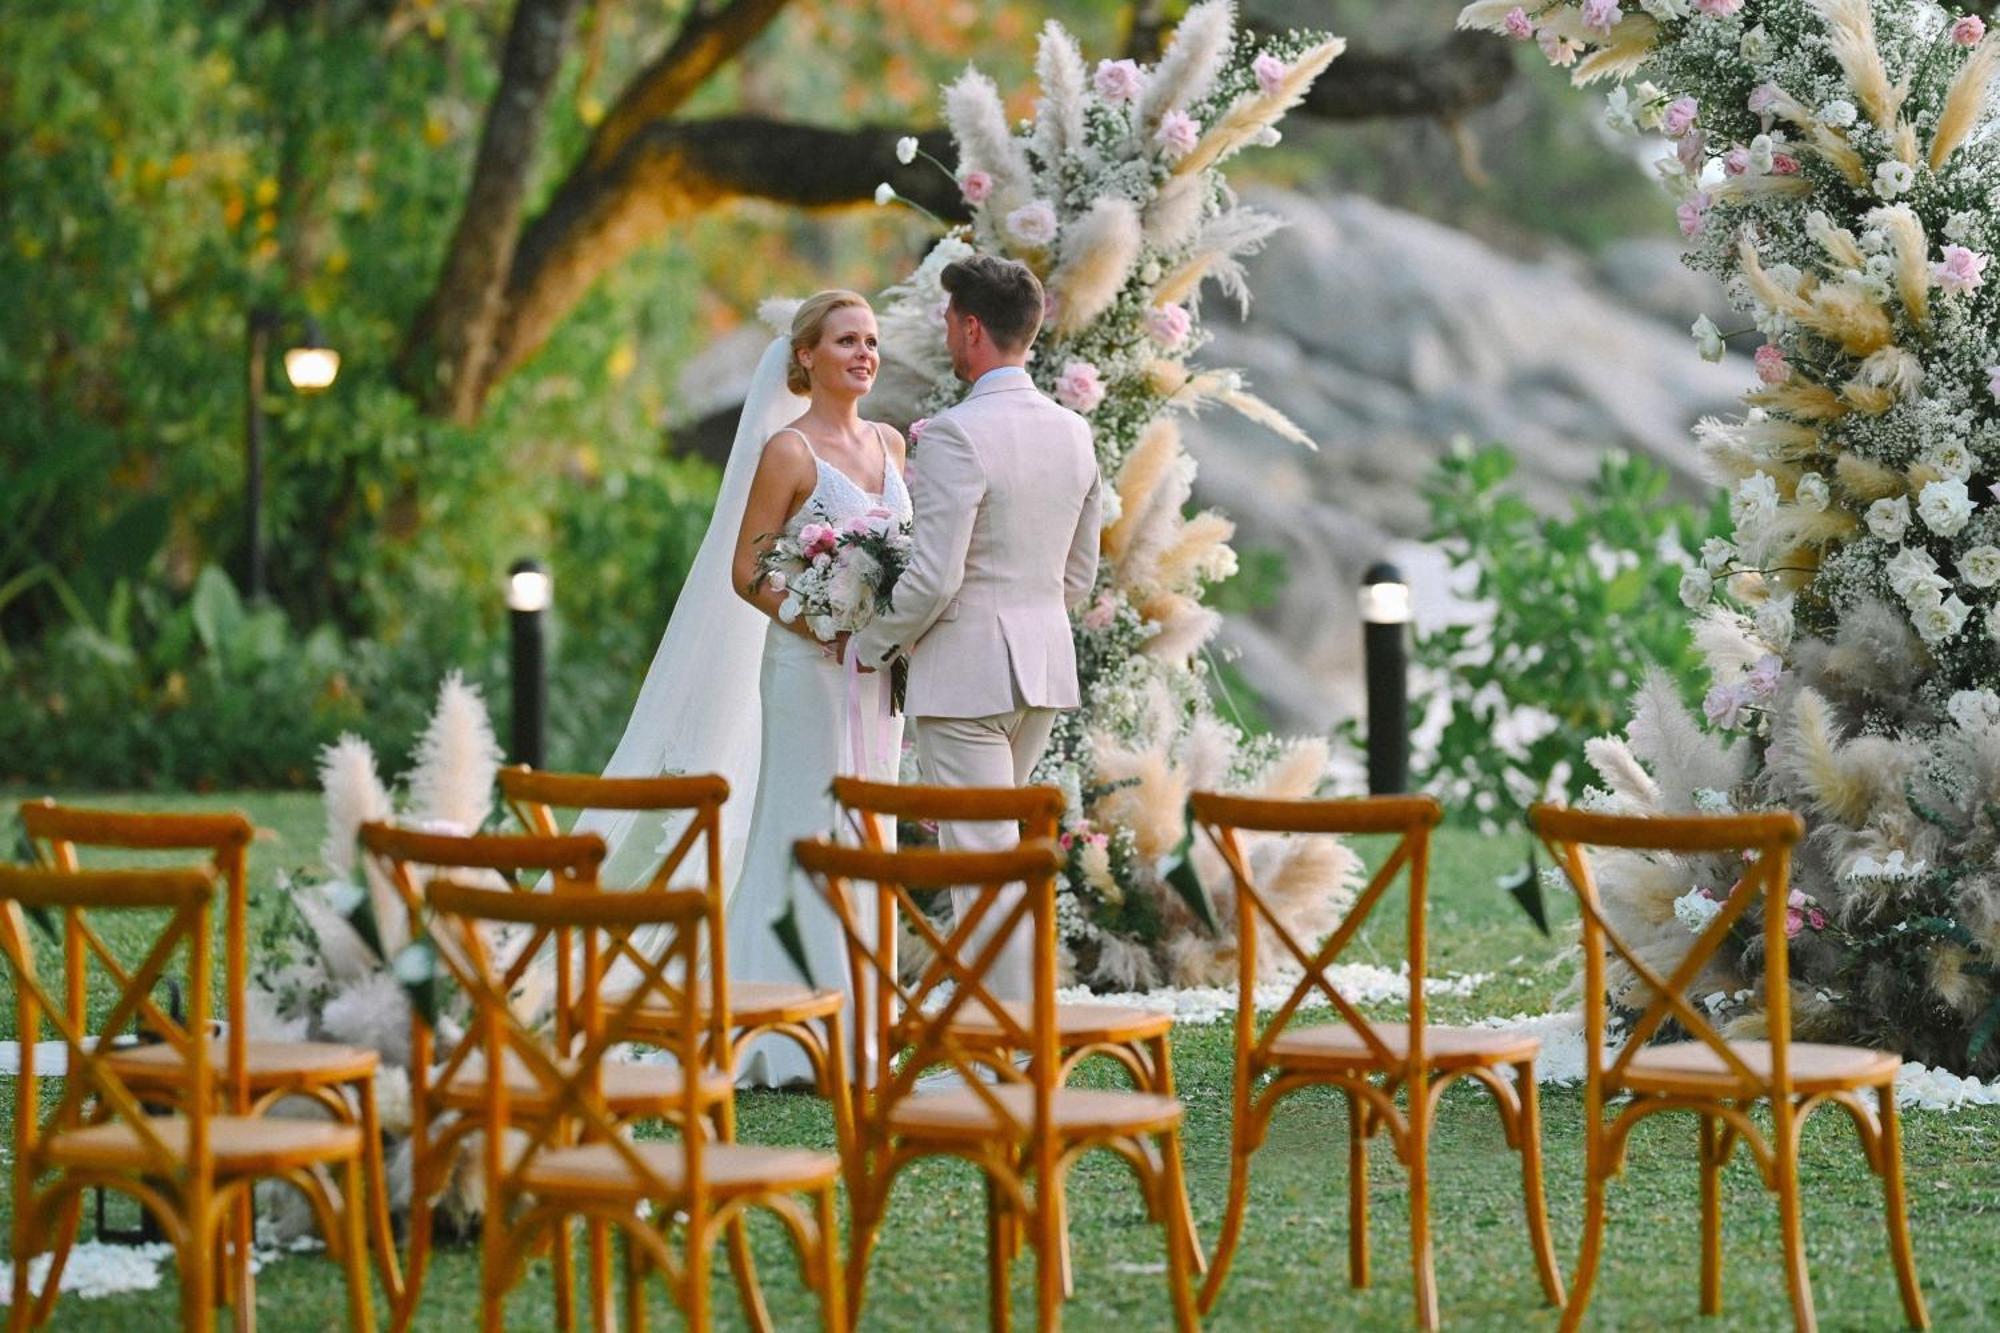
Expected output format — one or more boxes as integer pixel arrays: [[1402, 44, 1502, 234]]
[[319, 733, 391, 882], [1030, 21, 1088, 166], [1584, 737, 1662, 811], [1932, 35, 2000, 168], [1048, 198, 1142, 335], [1136, 0, 1235, 129], [1812, 0, 1900, 129], [409, 670, 502, 833], [1144, 601, 1221, 663]]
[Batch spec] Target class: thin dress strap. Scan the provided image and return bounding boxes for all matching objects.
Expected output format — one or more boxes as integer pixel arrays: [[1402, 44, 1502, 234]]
[[777, 425, 818, 459]]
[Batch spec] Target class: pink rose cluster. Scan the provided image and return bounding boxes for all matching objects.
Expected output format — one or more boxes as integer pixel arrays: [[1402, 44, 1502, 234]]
[[1662, 96, 1699, 139], [1093, 58, 1144, 104], [1582, 0, 1621, 35], [1934, 245, 1989, 295], [1503, 6, 1533, 40], [1251, 53, 1288, 95], [1754, 343, 1791, 384], [1055, 360, 1107, 413], [1784, 889, 1828, 939], [959, 170, 992, 205], [1694, 0, 1743, 16], [1703, 655, 1785, 730], [797, 522, 838, 560], [1145, 302, 1192, 349], [1080, 592, 1118, 631], [1953, 15, 1986, 46], [1155, 109, 1201, 160], [1676, 191, 1712, 239]]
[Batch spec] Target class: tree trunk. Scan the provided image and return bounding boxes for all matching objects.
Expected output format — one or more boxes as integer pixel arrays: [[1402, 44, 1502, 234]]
[[400, 0, 587, 423]]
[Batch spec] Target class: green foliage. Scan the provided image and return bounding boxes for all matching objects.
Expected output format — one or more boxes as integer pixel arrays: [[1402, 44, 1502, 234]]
[[1410, 442, 1726, 833]]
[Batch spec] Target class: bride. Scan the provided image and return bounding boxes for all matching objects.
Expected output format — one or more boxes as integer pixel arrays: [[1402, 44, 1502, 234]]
[[585, 291, 909, 1088]]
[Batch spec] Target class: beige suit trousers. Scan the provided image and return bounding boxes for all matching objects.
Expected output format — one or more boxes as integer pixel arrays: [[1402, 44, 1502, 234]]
[[912, 707, 1058, 1003]]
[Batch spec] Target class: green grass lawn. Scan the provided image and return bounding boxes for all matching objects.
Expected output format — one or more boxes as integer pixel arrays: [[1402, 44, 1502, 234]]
[[4, 790, 1996, 1329]]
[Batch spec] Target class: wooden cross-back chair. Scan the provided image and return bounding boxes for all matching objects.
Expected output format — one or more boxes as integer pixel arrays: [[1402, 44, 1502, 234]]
[[359, 822, 758, 1332], [18, 800, 396, 1324], [796, 837, 1198, 1332], [425, 876, 844, 1332], [832, 775, 1202, 1295], [1530, 804, 1928, 1333], [0, 866, 374, 1332], [498, 766, 854, 1167], [1191, 792, 1565, 1330]]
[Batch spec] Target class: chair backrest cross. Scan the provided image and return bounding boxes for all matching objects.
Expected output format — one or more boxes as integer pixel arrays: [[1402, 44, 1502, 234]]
[[794, 839, 1064, 1134], [0, 866, 218, 1187], [19, 802, 254, 1106], [1528, 805, 1805, 1100], [1191, 793, 1441, 1090]]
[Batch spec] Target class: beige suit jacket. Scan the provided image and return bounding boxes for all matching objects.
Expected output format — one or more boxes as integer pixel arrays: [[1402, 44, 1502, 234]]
[[853, 371, 1102, 719]]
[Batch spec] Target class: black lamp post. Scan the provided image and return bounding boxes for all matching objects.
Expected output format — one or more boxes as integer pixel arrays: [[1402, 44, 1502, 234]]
[[244, 308, 339, 603], [1360, 560, 1412, 795], [506, 559, 552, 769]]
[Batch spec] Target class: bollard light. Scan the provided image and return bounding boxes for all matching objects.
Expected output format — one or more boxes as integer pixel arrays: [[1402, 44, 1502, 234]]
[[1360, 560, 1412, 795], [282, 319, 341, 393], [507, 558, 550, 769]]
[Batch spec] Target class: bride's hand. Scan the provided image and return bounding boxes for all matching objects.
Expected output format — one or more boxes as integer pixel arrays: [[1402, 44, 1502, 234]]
[[833, 632, 876, 672]]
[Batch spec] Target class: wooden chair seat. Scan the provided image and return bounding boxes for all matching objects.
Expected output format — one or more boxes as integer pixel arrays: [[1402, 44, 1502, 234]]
[[888, 1085, 1184, 1142], [1621, 1040, 1900, 1097], [104, 1038, 380, 1090], [1268, 1021, 1541, 1072], [942, 1000, 1173, 1048], [616, 977, 842, 1030], [45, 1114, 362, 1176], [439, 1054, 732, 1116], [521, 1140, 841, 1202]]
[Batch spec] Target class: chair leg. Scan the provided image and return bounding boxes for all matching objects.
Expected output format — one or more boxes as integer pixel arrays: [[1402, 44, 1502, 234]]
[[551, 1214, 577, 1332], [392, 1168, 434, 1333], [26, 1191, 82, 1328], [1034, 1173, 1064, 1333], [1699, 1114, 1724, 1316], [1052, 1171, 1075, 1300], [354, 1076, 404, 1307], [683, 1218, 712, 1333], [1346, 1085, 1370, 1289], [985, 1174, 1012, 1333], [712, 1103, 772, 1332], [1196, 1094, 1257, 1315], [815, 1186, 848, 1333], [1877, 1088, 1928, 1329], [625, 1224, 651, 1333], [1773, 1105, 1817, 1333], [1408, 1087, 1438, 1333], [588, 1217, 614, 1332], [1514, 1061, 1565, 1307], [341, 1157, 379, 1333], [182, 1223, 217, 1333], [1155, 1136, 1200, 1333], [1558, 1156, 1609, 1333], [1147, 1033, 1206, 1278]]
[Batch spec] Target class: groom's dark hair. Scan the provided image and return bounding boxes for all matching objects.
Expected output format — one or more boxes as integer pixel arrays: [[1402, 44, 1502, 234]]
[[941, 255, 1044, 351]]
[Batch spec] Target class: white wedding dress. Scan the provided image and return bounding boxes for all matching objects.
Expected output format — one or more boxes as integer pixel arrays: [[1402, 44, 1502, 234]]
[[729, 427, 908, 1086], [574, 326, 907, 1090]]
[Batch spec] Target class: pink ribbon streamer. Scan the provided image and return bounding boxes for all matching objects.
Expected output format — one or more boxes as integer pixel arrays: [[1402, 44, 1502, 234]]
[[842, 649, 892, 778]]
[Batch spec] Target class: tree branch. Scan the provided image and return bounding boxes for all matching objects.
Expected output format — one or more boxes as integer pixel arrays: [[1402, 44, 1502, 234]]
[[477, 119, 963, 403], [399, 0, 587, 422], [1286, 29, 1515, 121], [584, 0, 793, 171]]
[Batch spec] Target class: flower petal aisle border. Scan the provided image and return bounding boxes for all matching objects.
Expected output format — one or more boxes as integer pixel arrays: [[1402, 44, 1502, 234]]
[[1456, 0, 2000, 1076], [878, 3, 1359, 991]]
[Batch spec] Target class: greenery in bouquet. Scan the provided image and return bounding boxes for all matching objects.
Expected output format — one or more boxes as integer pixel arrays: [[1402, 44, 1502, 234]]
[[876, 3, 1363, 989], [1462, 0, 2000, 1070]]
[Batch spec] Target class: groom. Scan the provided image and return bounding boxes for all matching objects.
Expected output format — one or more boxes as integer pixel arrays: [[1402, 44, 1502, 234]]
[[846, 254, 1102, 1000]]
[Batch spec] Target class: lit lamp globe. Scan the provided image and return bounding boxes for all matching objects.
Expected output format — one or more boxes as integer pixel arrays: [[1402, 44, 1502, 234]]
[[282, 320, 341, 393], [1358, 562, 1412, 625], [507, 560, 553, 614]]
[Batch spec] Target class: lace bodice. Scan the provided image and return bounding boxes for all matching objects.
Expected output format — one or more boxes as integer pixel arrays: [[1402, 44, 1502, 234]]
[[780, 425, 911, 533]]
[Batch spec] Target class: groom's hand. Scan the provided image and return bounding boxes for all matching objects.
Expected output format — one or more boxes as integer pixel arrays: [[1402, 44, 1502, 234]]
[[833, 632, 876, 672]]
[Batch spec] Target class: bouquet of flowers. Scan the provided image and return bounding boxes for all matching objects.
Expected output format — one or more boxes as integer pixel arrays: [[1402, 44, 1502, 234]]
[[756, 503, 914, 642]]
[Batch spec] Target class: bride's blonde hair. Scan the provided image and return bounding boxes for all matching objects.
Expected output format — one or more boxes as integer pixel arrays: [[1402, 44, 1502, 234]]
[[788, 289, 872, 395]]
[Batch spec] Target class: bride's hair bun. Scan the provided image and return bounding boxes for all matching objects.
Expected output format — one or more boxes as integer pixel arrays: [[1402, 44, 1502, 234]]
[[789, 289, 872, 395]]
